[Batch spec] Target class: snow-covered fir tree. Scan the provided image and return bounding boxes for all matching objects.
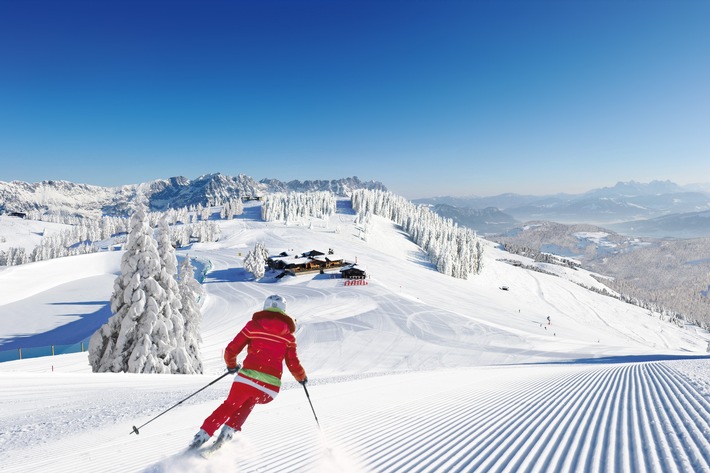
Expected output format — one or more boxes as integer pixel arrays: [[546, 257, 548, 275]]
[[88, 207, 174, 373], [156, 217, 201, 374], [244, 241, 269, 279], [178, 256, 204, 373], [171, 224, 191, 248], [200, 204, 211, 222], [220, 197, 244, 220], [2, 247, 28, 265], [176, 207, 189, 225]]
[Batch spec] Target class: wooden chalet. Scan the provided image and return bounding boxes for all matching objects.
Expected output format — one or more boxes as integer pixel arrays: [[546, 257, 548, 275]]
[[311, 253, 345, 269], [266, 251, 301, 271], [267, 248, 354, 276], [340, 263, 367, 279]]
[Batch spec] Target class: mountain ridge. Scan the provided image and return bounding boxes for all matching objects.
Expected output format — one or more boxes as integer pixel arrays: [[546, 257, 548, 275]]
[[0, 173, 386, 219], [415, 180, 710, 238]]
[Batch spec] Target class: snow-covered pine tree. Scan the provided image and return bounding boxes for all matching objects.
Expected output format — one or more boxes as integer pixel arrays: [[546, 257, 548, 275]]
[[156, 216, 201, 374], [178, 256, 204, 373], [88, 206, 172, 374], [244, 241, 269, 279], [200, 205, 211, 222], [221, 197, 244, 220], [172, 224, 190, 248], [176, 207, 189, 225], [232, 197, 244, 217]]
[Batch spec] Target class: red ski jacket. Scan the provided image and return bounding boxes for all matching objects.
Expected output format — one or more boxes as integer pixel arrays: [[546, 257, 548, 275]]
[[224, 309, 306, 389]]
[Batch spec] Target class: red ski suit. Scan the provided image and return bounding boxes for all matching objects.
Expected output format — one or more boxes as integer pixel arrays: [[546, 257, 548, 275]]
[[200, 309, 306, 436]]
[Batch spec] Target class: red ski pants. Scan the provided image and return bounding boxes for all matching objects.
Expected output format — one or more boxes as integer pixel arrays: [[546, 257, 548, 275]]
[[200, 381, 274, 436]]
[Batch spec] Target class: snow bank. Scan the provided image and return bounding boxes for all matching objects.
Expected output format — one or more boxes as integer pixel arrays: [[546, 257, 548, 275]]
[[0, 251, 122, 306]]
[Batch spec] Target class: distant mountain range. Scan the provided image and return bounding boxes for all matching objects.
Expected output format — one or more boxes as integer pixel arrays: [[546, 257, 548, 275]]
[[425, 205, 518, 236], [3, 176, 710, 238], [607, 210, 710, 239], [415, 180, 710, 238], [0, 173, 386, 219]]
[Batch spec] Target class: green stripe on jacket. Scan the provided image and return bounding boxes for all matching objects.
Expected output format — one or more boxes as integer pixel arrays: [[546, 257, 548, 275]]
[[239, 368, 281, 387]]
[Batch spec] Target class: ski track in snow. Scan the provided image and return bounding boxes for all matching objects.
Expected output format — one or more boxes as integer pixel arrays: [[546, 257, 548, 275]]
[[237, 361, 710, 473], [3, 361, 709, 473]]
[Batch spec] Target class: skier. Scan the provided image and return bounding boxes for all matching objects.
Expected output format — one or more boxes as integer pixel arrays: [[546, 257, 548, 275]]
[[188, 294, 308, 451]]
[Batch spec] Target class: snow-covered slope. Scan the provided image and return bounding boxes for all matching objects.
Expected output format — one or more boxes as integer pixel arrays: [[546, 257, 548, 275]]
[[0, 215, 72, 253], [1, 201, 709, 472]]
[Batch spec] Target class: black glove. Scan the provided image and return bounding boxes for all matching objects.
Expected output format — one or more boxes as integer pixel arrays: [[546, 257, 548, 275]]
[[226, 364, 240, 374], [299, 377, 308, 386]]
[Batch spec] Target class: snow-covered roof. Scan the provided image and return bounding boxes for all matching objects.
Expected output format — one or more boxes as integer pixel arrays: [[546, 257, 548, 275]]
[[341, 263, 367, 272], [312, 254, 344, 262], [272, 256, 304, 266]]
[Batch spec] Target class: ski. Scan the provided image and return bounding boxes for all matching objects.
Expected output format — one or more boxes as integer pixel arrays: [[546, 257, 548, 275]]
[[198, 439, 228, 459]]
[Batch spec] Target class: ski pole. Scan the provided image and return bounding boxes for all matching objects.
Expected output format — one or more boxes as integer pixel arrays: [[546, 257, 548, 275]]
[[301, 382, 320, 429], [130, 371, 231, 435]]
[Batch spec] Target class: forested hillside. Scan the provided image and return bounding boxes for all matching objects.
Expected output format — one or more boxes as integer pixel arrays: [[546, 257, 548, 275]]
[[494, 222, 710, 328]]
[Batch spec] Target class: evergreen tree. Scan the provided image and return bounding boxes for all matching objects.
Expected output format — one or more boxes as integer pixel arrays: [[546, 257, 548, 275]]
[[178, 256, 204, 373], [244, 241, 269, 279], [88, 206, 171, 373], [156, 217, 199, 374]]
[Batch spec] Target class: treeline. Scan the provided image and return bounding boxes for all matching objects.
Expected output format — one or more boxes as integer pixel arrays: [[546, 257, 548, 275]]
[[500, 243, 582, 269], [261, 192, 336, 223], [351, 189, 484, 279], [0, 200, 240, 266], [0, 216, 127, 266]]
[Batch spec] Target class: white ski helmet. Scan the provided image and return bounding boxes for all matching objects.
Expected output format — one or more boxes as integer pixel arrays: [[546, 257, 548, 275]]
[[263, 294, 287, 314]]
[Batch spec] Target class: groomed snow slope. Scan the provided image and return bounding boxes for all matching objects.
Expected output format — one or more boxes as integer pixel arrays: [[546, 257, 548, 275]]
[[1, 201, 709, 472]]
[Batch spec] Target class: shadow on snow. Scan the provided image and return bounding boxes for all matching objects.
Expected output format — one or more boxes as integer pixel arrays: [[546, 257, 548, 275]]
[[0, 301, 111, 350], [205, 267, 254, 284], [525, 353, 710, 365]]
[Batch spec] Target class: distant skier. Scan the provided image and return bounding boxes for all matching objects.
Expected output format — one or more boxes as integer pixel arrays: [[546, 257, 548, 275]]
[[547, 316, 551, 325], [188, 294, 308, 451]]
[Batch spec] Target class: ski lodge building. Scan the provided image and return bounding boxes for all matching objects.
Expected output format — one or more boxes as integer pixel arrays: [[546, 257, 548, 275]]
[[267, 249, 365, 278]]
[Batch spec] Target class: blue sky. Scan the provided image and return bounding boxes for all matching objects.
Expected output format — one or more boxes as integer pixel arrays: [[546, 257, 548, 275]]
[[1, 1, 708, 199]]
